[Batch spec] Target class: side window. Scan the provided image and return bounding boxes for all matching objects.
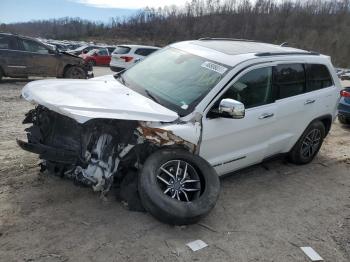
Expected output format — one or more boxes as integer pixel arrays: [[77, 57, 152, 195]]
[[97, 49, 108, 56], [305, 64, 333, 92], [21, 40, 49, 54], [223, 67, 273, 109], [0, 36, 10, 49], [135, 48, 157, 56], [274, 64, 305, 99]]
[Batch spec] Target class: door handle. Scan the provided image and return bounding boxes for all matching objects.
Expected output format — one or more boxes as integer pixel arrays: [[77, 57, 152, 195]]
[[259, 113, 274, 119], [304, 99, 316, 105]]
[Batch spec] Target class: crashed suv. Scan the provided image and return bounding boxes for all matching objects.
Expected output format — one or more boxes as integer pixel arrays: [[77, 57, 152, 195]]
[[18, 39, 341, 225], [0, 33, 93, 81]]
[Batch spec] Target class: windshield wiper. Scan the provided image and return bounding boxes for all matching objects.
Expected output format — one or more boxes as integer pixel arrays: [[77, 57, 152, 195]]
[[145, 89, 160, 104]]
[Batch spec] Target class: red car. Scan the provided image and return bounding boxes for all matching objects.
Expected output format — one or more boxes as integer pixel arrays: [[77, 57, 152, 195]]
[[80, 47, 115, 66]]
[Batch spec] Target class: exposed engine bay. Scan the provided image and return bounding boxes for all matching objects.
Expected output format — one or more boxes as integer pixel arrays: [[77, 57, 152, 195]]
[[17, 106, 195, 199]]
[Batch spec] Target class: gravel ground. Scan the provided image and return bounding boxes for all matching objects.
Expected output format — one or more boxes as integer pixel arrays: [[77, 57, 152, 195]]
[[0, 68, 349, 262]]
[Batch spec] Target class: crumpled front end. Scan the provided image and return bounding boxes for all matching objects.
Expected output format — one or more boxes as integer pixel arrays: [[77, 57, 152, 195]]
[[17, 106, 199, 196]]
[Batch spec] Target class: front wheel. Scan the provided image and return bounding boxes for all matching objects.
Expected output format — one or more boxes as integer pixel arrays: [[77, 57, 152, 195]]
[[138, 149, 220, 225], [288, 121, 325, 165], [64, 66, 86, 79]]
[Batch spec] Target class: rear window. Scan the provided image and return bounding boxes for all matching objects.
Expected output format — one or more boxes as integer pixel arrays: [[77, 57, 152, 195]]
[[134, 48, 158, 56], [305, 64, 333, 92], [274, 64, 305, 99], [113, 46, 131, 55]]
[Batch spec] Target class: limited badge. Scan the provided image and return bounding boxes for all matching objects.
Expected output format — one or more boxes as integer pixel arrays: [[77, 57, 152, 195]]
[[201, 61, 228, 74]]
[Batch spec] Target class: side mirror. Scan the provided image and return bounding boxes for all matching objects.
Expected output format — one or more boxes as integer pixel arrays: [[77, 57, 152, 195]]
[[218, 98, 245, 119], [82, 50, 88, 54]]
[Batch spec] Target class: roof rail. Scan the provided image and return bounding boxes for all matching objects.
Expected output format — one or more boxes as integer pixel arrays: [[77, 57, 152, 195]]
[[198, 37, 257, 42], [255, 51, 320, 57], [280, 42, 289, 47]]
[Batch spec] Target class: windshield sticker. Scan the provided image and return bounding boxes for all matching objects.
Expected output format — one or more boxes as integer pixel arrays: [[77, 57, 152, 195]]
[[181, 104, 189, 110], [201, 61, 228, 74]]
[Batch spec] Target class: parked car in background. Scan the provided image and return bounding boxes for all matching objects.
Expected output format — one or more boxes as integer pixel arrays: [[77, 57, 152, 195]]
[[340, 71, 350, 80], [338, 87, 350, 124], [110, 45, 160, 72], [79, 48, 112, 66], [67, 45, 101, 56], [18, 39, 340, 225], [0, 33, 93, 81]]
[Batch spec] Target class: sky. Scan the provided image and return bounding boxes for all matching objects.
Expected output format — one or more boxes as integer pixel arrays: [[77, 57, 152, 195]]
[[0, 0, 189, 24]]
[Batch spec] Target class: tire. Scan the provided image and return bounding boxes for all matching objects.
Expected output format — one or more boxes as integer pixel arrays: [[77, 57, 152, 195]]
[[64, 66, 86, 79], [288, 121, 325, 165], [138, 148, 220, 225], [338, 115, 350, 125]]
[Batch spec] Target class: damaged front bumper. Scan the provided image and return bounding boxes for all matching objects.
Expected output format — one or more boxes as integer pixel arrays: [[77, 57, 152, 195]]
[[16, 139, 79, 163]]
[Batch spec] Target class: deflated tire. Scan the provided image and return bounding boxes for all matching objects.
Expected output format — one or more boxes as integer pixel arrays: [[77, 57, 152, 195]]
[[138, 148, 220, 225]]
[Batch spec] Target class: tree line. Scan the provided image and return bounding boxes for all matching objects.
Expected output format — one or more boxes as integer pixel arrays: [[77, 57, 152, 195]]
[[1, 0, 350, 67]]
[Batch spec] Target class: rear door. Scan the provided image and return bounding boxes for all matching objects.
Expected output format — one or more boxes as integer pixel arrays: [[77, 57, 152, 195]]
[[18, 38, 58, 77], [272, 63, 319, 153], [0, 35, 28, 77]]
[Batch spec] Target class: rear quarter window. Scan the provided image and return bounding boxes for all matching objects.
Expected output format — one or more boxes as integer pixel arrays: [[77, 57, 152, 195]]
[[305, 64, 333, 92], [113, 46, 131, 55], [274, 64, 305, 99]]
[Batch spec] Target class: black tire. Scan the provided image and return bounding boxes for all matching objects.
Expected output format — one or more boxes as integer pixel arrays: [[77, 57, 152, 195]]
[[64, 66, 86, 79], [138, 148, 220, 225], [288, 121, 325, 165], [338, 115, 350, 125]]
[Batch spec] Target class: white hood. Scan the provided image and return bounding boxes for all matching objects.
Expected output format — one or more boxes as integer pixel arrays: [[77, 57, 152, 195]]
[[22, 76, 178, 123]]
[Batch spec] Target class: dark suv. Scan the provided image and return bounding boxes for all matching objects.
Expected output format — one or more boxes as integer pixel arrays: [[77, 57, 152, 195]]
[[0, 33, 93, 81]]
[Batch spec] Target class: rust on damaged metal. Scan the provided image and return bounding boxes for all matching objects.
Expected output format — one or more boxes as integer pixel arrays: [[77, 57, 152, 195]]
[[137, 124, 196, 153]]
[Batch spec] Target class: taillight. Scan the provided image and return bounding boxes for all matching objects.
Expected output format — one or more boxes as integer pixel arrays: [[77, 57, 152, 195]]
[[120, 56, 133, 62], [340, 90, 350, 97]]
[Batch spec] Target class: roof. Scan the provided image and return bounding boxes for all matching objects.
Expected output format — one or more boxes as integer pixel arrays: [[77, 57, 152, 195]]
[[171, 39, 322, 67], [193, 39, 306, 55], [117, 44, 160, 49]]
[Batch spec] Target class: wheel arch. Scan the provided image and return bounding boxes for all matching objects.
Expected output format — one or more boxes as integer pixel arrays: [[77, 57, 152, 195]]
[[314, 114, 333, 137], [61, 64, 73, 77]]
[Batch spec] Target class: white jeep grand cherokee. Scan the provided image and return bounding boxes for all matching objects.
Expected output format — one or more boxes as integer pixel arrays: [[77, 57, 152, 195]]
[[18, 39, 341, 225]]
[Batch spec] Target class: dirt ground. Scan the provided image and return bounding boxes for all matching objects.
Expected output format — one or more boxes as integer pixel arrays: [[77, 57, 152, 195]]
[[0, 68, 349, 262]]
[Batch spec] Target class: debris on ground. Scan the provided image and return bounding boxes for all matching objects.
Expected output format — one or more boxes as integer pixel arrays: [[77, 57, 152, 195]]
[[300, 246, 323, 261], [186, 240, 208, 251]]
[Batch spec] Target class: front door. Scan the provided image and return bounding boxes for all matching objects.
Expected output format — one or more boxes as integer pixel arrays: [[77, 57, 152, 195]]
[[200, 65, 281, 176], [19, 38, 58, 77]]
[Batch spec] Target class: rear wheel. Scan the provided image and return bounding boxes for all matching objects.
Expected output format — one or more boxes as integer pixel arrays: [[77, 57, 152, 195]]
[[338, 115, 350, 125], [288, 121, 325, 165], [139, 149, 220, 225], [64, 66, 86, 79]]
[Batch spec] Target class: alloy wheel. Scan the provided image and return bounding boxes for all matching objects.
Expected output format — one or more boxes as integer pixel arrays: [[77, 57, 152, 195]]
[[300, 129, 321, 158], [156, 160, 202, 202]]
